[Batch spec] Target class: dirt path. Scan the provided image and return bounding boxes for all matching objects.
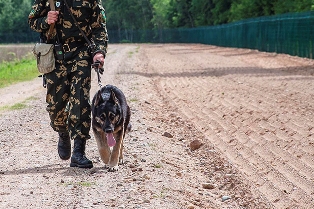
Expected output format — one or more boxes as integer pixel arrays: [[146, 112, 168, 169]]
[[0, 44, 313, 209]]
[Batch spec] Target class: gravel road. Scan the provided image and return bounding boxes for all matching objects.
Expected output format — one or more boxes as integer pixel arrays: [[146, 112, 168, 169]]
[[0, 44, 313, 209]]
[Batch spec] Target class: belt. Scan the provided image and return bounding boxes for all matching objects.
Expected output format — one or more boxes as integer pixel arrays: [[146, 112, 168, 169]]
[[62, 40, 87, 53]]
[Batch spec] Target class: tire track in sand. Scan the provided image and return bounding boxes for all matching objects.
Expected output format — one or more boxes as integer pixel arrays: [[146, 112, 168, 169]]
[[142, 44, 314, 209]]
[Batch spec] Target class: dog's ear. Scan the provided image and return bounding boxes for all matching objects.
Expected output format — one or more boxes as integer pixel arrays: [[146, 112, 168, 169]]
[[94, 90, 102, 107], [110, 90, 119, 105]]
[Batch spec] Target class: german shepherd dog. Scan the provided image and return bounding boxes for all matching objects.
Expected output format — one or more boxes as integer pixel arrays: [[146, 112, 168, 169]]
[[91, 85, 131, 171]]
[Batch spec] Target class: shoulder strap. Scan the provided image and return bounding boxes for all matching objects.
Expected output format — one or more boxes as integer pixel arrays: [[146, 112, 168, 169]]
[[63, 0, 92, 46], [47, 0, 56, 42]]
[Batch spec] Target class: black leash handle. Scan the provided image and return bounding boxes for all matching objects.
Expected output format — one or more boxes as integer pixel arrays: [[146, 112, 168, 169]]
[[92, 60, 104, 88]]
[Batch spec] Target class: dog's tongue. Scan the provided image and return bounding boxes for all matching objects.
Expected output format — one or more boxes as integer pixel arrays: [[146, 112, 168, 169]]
[[106, 133, 116, 147]]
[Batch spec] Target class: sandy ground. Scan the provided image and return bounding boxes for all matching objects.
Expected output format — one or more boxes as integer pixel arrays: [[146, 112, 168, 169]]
[[0, 44, 313, 209]]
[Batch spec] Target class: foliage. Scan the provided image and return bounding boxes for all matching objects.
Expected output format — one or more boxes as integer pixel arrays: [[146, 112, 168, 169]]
[[0, 0, 31, 33], [0, 57, 38, 88], [229, 0, 313, 22], [105, 0, 153, 30], [0, 0, 313, 42], [150, 0, 171, 28], [190, 0, 214, 26], [272, 0, 314, 14]]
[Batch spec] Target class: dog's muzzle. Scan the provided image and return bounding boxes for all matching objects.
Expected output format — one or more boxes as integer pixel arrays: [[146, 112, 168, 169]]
[[105, 127, 113, 133]]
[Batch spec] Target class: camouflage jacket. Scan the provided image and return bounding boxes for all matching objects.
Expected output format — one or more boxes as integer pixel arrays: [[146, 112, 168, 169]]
[[28, 0, 108, 56]]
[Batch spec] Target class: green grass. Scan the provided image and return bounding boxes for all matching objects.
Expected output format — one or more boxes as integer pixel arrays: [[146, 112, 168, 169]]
[[129, 98, 138, 102], [8, 103, 28, 110], [135, 46, 140, 53], [0, 96, 38, 112], [0, 103, 28, 112], [25, 96, 38, 101], [154, 164, 162, 168], [120, 39, 131, 43], [128, 51, 134, 57], [127, 46, 140, 58], [0, 57, 38, 88], [61, 181, 96, 187], [75, 181, 95, 187], [153, 187, 169, 198]]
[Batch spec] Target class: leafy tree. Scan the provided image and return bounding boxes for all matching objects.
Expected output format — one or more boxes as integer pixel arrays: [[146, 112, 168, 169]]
[[151, 0, 171, 29], [211, 0, 233, 25], [273, 0, 313, 14], [190, 0, 214, 26], [1, 0, 314, 42], [229, 0, 274, 22], [0, 0, 15, 32], [105, 0, 153, 31], [0, 0, 31, 33], [229, 0, 313, 22], [150, 0, 171, 41], [166, 0, 194, 28]]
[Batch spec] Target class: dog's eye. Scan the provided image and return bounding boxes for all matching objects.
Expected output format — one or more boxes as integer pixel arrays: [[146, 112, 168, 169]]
[[100, 114, 106, 121], [96, 117, 102, 123], [109, 113, 115, 121]]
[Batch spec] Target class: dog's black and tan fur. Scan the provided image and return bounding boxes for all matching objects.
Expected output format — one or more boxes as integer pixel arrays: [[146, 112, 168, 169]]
[[92, 85, 131, 171]]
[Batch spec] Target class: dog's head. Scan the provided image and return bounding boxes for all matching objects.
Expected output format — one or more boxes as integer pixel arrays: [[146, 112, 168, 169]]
[[92, 88, 121, 134]]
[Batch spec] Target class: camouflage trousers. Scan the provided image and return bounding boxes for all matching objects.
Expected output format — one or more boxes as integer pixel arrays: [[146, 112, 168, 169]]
[[45, 55, 92, 141]]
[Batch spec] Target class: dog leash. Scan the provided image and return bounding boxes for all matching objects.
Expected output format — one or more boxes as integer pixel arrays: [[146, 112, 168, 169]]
[[92, 60, 112, 104], [64, 0, 104, 88], [92, 60, 104, 88]]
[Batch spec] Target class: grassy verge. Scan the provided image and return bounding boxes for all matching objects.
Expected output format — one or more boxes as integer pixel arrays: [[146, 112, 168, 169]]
[[0, 96, 38, 113], [0, 56, 38, 88]]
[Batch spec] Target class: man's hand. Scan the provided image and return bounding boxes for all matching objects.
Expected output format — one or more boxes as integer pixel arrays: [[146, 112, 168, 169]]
[[46, 11, 59, 24], [93, 53, 105, 68]]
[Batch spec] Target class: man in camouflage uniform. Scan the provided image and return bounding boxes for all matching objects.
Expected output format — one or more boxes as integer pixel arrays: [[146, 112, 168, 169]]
[[28, 0, 108, 168]]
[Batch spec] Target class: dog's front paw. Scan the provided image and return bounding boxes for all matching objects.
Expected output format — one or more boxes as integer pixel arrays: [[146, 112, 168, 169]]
[[118, 158, 124, 165], [108, 165, 119, 172]]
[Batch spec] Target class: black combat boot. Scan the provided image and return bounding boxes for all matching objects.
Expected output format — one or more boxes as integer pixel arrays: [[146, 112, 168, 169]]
[[58, 132, 71, 160], [70, 138, 93, 168]]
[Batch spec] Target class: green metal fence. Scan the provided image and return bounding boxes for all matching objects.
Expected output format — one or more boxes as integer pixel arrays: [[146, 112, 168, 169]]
[[109, 11, 314, 59], [0, 30, 39, 43], [2, 11, 314, 59], [176, 11, 314, 59]]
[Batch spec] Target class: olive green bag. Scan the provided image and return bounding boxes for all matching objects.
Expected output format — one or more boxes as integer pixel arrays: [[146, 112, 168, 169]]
[[32, 0, 56, 74], [32, 43, 55, 74]]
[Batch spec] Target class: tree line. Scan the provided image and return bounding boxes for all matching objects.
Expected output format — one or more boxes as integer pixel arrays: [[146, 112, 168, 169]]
[[105, 0, 313, 31], [0, 0, 313, 35]]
